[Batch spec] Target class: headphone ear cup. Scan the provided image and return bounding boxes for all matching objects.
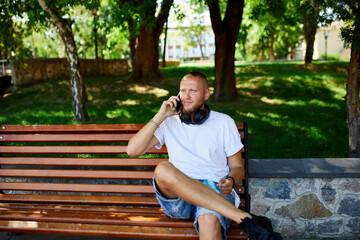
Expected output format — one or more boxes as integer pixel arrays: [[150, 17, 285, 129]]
[[193, 104, 210, 124], [179, 112, 192, 124], [193, 109, 206, 123]]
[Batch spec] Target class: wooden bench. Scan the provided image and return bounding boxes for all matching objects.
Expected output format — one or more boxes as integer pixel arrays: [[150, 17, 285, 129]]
[[0, 122, 250, 239]]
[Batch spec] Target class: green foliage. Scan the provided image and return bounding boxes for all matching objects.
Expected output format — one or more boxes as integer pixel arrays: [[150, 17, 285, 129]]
[[3, 0, 129, 59], [112, 0, 158, 39], [96, 1, 130, 59], [239, 0, 302, 60], [330, 0, 360, 50], [0, 62, 349, 158], [0, 1, 31, 59]]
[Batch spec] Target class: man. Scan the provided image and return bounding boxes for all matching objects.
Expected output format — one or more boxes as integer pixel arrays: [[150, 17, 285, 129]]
[[127, 72, 281, 240]]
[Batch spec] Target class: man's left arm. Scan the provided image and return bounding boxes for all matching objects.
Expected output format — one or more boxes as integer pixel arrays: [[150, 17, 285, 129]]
[[217, 150, 245, 197]]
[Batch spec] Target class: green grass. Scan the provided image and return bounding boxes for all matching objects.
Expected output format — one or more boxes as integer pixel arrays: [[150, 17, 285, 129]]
[[0, 61, 349, 159]]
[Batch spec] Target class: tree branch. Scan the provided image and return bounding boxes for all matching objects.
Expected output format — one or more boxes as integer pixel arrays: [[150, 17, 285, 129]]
[[37, 0, 66, 31], [155, 0, 174, 40], [224, 0, 244, 34], [207, 0, 223, 35]]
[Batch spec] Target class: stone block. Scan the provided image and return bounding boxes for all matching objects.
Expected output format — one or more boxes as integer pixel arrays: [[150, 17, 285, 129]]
[[274, 193, 332, 219], [317, 219, 343, 235], [281, 219, 305, 238], [295, 179, 318, 195], [321, 183, 336, 204], [250, 203, 271, 215], [306, 220, 316, 233], [346, 218, 360, 232], [338, 196, 360, 217], [339, 179, 360, 193], [250, 178, 270, 187], [263, 180, 292, 200]]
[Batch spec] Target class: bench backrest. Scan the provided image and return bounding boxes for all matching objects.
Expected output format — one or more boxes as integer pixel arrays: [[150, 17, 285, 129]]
[[0, 123, 249, 211]]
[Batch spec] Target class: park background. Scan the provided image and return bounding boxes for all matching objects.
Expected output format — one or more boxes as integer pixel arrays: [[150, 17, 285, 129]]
[[1, 1, 360, 238], [0, 0, 355, 160]]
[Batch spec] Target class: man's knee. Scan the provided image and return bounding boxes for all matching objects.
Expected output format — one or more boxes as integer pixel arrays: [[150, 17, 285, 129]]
[[198, 214, 222, 233], [154, 161, 177, 186]]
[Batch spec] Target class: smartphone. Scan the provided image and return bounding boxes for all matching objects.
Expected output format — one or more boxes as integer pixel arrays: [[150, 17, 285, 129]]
[[175, 93, 182, 112]]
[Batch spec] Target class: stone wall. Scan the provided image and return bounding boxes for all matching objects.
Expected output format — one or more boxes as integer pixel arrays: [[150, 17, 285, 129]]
[[249, 178, 360, 239], [12, 58, 129, 88]]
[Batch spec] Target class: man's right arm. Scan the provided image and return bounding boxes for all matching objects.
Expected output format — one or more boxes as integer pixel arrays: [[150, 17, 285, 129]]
[[126, 96, 180, 157]]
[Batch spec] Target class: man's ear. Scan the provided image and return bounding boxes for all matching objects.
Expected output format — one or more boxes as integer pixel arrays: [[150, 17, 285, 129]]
[[204, 88, 211, 101]]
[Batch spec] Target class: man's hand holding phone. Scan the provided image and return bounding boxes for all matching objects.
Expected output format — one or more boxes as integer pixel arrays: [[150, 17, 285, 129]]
[[157, 93, 181, 121]]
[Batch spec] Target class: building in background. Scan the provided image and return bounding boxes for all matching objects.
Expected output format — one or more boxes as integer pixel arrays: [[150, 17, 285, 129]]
[[293, 21, 349, 61], [160, 26, 215, 62], [161, 20, 350, 63]]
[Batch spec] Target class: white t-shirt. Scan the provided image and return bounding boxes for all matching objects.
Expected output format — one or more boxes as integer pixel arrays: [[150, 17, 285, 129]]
[[154, 110, 244, 206]]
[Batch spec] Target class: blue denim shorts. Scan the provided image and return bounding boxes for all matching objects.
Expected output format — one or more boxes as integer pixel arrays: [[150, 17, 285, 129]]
[[153, 177, 235, 240]]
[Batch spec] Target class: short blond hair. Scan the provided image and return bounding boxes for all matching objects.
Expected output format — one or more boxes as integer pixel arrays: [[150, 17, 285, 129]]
[[181, 72, 208, 89]]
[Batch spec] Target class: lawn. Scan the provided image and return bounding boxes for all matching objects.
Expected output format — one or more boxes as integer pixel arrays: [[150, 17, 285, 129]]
[[0, 61, 349, 159]]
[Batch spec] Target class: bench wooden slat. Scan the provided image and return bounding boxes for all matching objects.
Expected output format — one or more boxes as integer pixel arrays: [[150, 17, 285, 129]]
[[0, 194, 245, 208], [0, 134, 134, 142], [0, 207, 243, 229], [0, 209, 195, 228], [0, 181, 245, 198], [0, 194, 245, 211], [1, 123, 245, 133], [0, 157, 166, 166], [0, 169, 154, 179], [0, 145, 168, 154], [0, 124, 146, 133], [0, 203, 163, 214], [0, 220, 247, 239], [0, 182, 155, 194], [0, 132, 244, 141], [0, 194, 160, 206]]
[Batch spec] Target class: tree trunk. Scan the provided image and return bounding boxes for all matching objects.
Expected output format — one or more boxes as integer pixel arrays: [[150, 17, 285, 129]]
[[213, 32, 238, 101], [93, 11, 98, 59], [127, 0, 173, 83], [346, 48, 360, 157], [0, 39, 2, 59], [208, 0, 244, 102], [269, 33, 275, 60], [303, 0, 319, 64], [37, 0, 88, 122], [304, 23, 317, 63], [162, 20, 168, 67], [129, 24, 161, 83]]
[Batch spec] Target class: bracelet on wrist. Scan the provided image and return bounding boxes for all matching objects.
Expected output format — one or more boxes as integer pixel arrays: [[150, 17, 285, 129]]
[[150, 119, 160, 128], [225, 176, 236, 189]]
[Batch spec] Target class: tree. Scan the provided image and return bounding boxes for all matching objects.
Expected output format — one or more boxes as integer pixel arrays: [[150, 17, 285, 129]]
[[114, 0, 173, 83], [96, 1, 129, 59], [237, 23, 252, 60], [206, 0, 244, 102], [331, 1, 360, 157], [0, 1, 29, 60], [36, 0, 97, 122], [250, 0, 287, 60], [248, 0, 301, 61], [299, 0, 330, 63]]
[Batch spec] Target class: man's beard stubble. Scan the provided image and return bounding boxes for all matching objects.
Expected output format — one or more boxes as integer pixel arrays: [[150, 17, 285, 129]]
[[181, 101, 205, 115]]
